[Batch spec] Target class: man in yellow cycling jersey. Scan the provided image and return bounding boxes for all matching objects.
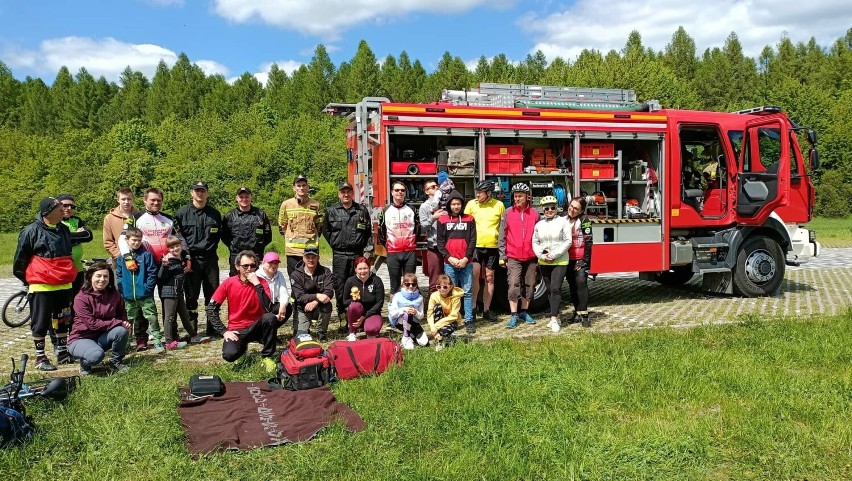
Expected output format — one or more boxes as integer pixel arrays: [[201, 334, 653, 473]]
[[463, 180, 505, 322]]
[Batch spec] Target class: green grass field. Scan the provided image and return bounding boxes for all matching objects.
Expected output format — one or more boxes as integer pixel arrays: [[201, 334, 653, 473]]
[[805, 216, 852, 248], [2, 313, 851, 480]]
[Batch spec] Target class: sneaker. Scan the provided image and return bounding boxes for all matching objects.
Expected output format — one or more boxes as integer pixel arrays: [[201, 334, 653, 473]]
[[580, 314, 591, 328], [400, 336, 415, 350], [317, 332, 328, 342], [109, 360, 130, 374], [507, 314, 519, 329], [135, 341, 148, 352], [483, 310, 498, 323], [522, 312, 536, 325], [567, 311, 578, 324], [465, 322, 476, 334], [79, 360, 92, 376], [548, 318, 561, 333], [435, 340, 444, 352], [35, 357, 57, 372], [347, 333, 357, 342], [189, 335, 211, 344], [165, 341, 188, 350], [261, 357, 277, 374], [415, 332, 429, 346], [151, 342, 165, 353]]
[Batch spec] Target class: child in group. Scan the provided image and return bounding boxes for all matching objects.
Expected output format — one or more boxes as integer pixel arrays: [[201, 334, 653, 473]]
[[116, 226, 162, 352], [388, 273, 426, 350], [427, 274, 464, 351], [158, 235, 210, 349]]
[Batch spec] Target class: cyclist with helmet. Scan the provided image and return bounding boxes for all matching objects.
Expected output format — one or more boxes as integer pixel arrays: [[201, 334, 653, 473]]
[[564, 196, 594, 327], [532, 196, 572, 332], [464, 180, 505, 322], [498, 183, 539, 329]]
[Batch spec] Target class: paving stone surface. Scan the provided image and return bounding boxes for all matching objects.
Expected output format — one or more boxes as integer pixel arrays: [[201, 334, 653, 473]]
[[1, 248, 849, 375]]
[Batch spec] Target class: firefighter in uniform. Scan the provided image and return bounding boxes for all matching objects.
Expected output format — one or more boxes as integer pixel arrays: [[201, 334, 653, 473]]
[[221, 186, 273, 276], [174, 181, 223, 337], [278, 174, 323, 275], [322, 181, 372, 332]]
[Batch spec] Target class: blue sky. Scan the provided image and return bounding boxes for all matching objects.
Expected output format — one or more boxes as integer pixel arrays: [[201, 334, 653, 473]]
[[1, 0, 849, 84]]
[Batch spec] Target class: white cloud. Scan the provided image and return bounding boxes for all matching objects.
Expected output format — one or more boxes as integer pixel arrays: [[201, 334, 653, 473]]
[[4, 36, 227, 81], [229, 60, 303, 85], [519, 0, 852, 61], [212, 0, 515, 40]]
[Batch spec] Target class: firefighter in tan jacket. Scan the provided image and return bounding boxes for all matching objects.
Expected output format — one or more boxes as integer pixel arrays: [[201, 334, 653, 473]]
[[278, 174, 323, 275]]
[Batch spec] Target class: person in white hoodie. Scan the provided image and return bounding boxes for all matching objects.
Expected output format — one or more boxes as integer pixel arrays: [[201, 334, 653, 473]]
[[531, 196, 572, 332]]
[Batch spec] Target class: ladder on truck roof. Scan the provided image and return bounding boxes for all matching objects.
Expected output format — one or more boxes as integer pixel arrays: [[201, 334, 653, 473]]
[[442, 82, 661, 112]]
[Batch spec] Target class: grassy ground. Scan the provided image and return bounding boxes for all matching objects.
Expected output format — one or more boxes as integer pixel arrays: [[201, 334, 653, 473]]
[[805, 216, 852, 248], [2, 313, 850, 480], [0, 229, 334, 277]]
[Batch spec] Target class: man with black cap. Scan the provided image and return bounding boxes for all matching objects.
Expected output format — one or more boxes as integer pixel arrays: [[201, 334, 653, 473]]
[[221, 186, 272, 276], [289, 246, 334, 341], [174, 181, 223, 337], [13, 197, 78, 371], [56, 193, 93, 296], [322, 181, 372, 331], [278, 174, 323, 275]]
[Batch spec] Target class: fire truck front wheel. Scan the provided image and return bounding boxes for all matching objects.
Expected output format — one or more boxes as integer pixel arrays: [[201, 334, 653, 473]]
[[733, 236, 786, 297]]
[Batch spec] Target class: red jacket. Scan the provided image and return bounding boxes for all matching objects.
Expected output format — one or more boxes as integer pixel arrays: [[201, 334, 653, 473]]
[[498, 205, 539, 261], [437, 191, 477, 262], [69, 287, 128, 346]]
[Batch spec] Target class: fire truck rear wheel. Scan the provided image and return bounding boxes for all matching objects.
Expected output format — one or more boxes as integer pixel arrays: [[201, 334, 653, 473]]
[[655, 266, 695, 286], [491, 269, 549, 313], [733, 236, 785, 297]]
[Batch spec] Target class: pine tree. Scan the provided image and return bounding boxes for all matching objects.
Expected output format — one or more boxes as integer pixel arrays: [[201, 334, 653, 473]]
[[0, 61, 20, 127], [146, 60, 171, 125], [347, 40, 381, 102]]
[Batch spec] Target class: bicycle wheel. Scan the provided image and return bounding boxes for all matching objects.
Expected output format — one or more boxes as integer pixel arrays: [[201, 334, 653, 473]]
[[2, 291, 31, 328]]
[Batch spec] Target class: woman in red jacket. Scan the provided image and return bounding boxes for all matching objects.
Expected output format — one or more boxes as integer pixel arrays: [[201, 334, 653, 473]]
[[68, 261, 132, 375], [498, 183, 540, 329]]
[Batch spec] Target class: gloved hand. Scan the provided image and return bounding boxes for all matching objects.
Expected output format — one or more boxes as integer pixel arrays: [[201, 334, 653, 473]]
[[123, 254, 138, 272], [499, 259, 507, 267]]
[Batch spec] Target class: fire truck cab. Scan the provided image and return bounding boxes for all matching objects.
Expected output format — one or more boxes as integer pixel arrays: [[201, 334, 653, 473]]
[[325, 83, 820, 305]]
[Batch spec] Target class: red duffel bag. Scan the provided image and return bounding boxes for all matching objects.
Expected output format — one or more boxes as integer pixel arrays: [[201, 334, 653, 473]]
[[326, 338, 403, 380]]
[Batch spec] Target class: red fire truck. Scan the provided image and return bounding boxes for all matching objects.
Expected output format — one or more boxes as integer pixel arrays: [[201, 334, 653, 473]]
[[325, 83, 820, 307]]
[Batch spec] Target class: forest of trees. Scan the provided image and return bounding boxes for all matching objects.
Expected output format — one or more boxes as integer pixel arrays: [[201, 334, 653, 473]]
[[0, 27, 850, 231]]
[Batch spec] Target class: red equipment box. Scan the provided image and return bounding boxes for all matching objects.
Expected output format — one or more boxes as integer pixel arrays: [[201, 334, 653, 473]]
[[485, 145, 524, 159], [390, 161, 437, 175], [580, 163, 616, 179], [486, 158, 523, 174], [580, 142, 615, 158]]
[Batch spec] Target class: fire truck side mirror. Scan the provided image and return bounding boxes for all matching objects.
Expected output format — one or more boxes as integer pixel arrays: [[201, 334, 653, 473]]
[[807, 129, 818, 146], [809, 148, 820, 171]]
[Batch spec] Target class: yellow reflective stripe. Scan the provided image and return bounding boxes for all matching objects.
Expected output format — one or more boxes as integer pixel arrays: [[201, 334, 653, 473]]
[[29, 283, 72, 293]]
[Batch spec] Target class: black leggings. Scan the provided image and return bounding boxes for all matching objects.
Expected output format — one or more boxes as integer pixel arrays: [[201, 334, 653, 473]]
[[386, 250, 416, 294], [566, 260, 589, 313], [539, 264, 568, 317]]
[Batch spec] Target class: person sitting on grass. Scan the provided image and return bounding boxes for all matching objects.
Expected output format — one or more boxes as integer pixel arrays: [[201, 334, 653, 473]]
[[205, 250, 279, 373], [158, 235, 210, 348], [427, 274, 464, 351], [341, 256, 386, 342], [116, 226, 162, 352], [68, 262, 131, 375], [388, 272, 426, 350], [256, 251, 293, 329]]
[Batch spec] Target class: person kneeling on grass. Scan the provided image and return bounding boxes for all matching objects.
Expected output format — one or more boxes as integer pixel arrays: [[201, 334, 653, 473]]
[[388, 273, 426, 350], [68, 262, 131, 375], [205, 250, 279, 373], [427, 274, 464, 351], [342, 256, 385, 342]]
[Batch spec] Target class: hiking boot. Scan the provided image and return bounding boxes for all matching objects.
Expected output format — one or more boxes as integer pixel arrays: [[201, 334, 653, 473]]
[[57, 352, 75, 365], [548, 318, 561, 333], [79, 360, 92, 376], [567, 311, 578, 324], [347, 333, 357, 342], [151, 341, 165, 353], [580, 314, 591, 328], [189, 334, 211, 344], [135, 341, 148, 352], [507, 314, 519, 329], [415, 332, 429, 346], [465, 322, 476, 334], [261, 357, 277, 374], [35, 356, 57, 372], [109, 360, 130, 374], [483, 310, 498, 323], [400, 336, 415, 350], [165, 341, 188, 350], [522, 312, 536, 325]]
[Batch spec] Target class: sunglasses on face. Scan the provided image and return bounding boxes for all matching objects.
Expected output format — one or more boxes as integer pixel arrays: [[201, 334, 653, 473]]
[[393, 188, 406, 192], [61, 204, 76, 209], [436, 285, 452, 290], [403, 282, 417, 287], [543, 206, 557, 212], [240, 264, 257, 269]]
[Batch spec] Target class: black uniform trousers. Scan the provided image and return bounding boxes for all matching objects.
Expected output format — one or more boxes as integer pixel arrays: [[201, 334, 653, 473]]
[[184, 255, 220, 336]]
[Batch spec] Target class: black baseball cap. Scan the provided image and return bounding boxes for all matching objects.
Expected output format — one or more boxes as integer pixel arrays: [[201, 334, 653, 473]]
[[190, 181, 208, 191], [338, 181, 353, 191], [303, 246, 319, 257], [293, 175, 308, 185], [236, 186, 252, 195]]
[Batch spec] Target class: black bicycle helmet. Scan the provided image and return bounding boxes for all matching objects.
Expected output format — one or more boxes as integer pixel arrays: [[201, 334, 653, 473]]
[[475, 180, 495, 192], [511, 182, 531, 194]]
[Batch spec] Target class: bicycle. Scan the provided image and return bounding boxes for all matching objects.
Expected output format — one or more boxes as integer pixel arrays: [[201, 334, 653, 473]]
[[2, 258, 108, 328], [2, 286, 29, 328]]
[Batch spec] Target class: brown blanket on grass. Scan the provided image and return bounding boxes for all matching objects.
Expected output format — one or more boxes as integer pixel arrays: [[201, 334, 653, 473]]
[[178, 382, 365, 456]]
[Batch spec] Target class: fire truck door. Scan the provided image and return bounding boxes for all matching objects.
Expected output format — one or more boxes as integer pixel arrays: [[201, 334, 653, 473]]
[[735, 117, 789, 223]]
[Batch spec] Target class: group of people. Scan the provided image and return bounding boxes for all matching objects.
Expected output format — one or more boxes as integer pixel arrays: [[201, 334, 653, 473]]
[[12, 172, 593, 375]]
